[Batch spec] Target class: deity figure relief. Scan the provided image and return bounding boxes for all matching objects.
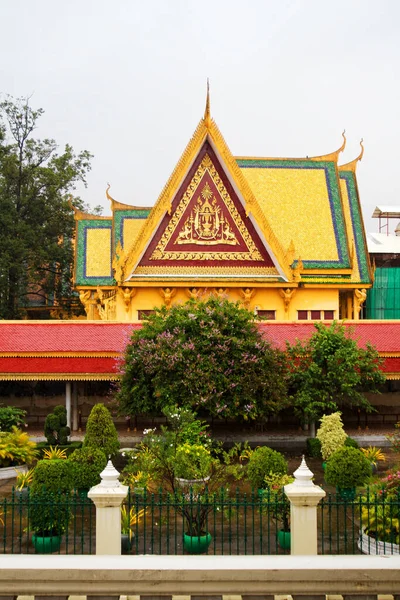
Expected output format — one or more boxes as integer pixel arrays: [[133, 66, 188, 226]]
[[279, 288, 296, 313], [186, 287, 201, 300], [175, 182, 239, 246], [215, 288, 227, 299], [119, 287, 136, 313], [79, 290, 91, 315], [240, 288, 255, 308], [159, 287, 176, 309], [354, 288, 367, 316]]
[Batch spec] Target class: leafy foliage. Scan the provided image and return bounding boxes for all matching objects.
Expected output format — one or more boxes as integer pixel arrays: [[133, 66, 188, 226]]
[[117, 297, 288, 421], [287, 322, 385, 423], [42, 446, 68, 460], [0, 406, 26, 431], [306, 437, 322, 459], [30, 459, 75, 535], [69, 446, 107, 490], [44, 405, 70, 445], [174, 443, 212, 480], [0, 427, 38, 467], [324, 447, 372, 488], [316, 412, 347, 461], [247, 446, 288, 489], [83, 403, 119, 458], [0, 96, 92, 318]]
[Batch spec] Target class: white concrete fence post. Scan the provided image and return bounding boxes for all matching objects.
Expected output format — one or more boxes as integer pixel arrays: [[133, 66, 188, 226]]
[[88, 460, 128, 555], [284, 456, 326, 555]]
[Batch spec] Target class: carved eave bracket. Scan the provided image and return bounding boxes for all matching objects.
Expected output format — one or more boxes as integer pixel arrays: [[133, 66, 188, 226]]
[[159, 287, 176, 309], [119, 287, 137, 312], [240, 288, 255, 309], [279, 288, 297, 313], [292, 257, 303, 282]]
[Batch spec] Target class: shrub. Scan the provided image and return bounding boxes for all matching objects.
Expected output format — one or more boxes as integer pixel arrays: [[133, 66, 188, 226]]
[[44, 405, 70, 445], [316, 412, 347, 460], [247, 446, 287, 489], [344, 436, 359, 449], [306, 437, 322, 458], [30, 459, 75, 536], [324, 447, 372, 489], [69, 447, 107, 490], [0, 406, 26, 431], [0, 427, 38, 467], [31, 459, 75, 495], [83, 404, 119, 458]]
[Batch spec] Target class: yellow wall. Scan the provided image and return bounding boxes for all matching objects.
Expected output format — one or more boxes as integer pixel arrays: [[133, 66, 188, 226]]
[[114, 285, 339, 322]]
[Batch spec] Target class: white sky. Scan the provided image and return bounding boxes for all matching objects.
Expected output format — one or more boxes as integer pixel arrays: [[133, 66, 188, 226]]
[[1, 0, 399, 233]]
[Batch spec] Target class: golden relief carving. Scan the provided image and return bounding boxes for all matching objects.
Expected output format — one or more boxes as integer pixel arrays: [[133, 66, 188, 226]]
[[112, 242, 126, 284], [292, 257, 303, 282], [150, 154, 263, 263], [240, 287, 255, 308], [134, 265, 280, 275], [354, 288, 367, 316], [176, 183, 239, 246], [159, 287, 176, 309], [96, 287, 116, 321], [279, 288, 296, 313], [119, 287, 136, 312]]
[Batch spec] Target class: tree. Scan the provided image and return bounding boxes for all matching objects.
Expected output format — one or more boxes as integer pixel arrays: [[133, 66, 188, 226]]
[[117, 297, 288, 422], [83, 403, 120, 458], [286, 322, 386, 436], [0, 96, 92, 319]]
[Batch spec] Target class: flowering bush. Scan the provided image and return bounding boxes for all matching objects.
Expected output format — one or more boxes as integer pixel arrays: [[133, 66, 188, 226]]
[[117, 297, 288, 422], [316, 412, 347, 461]]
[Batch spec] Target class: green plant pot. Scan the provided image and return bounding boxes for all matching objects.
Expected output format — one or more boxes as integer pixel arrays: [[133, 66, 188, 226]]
[[121, 533, 134, 554], [32, 533, 62, 554], [337, 487, 356, 501], [322, 461, 327, 471], [277, 529, 291, 550], [183, 532, 212, 554]]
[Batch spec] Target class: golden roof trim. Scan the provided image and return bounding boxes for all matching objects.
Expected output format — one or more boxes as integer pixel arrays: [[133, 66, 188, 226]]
[[73, 208, 109, 221], [236, 131, 347, 164], [338, 139, 364, 173], [0, 374, 120, 381], [107, 183, 152, 211], [0, 352, 120, 358]]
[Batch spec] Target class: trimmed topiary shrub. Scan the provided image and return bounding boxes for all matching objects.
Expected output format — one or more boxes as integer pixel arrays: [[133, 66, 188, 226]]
[[83, 403, 119, 458], [306, 437, 322, 458], [30, 459, 75, 536], [44, 405, 70, 445], [325, 447, 372, 489], [247, 446, 287, 489], [69, 447, 107, 490]]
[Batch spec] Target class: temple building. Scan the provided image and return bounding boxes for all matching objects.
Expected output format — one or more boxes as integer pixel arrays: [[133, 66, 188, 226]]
[[74, 90, 371, 323], [2, 90, 400, 429]]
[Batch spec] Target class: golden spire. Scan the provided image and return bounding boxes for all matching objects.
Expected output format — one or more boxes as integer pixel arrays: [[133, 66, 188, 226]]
[[338, 139, 364, 172], [204, 79, 211, 129]]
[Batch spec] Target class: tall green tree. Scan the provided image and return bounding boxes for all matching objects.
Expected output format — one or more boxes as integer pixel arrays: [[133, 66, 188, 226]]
[[286, 322, 386, 436], [0, 96, 93, 318], [117, 297, 288, 422]]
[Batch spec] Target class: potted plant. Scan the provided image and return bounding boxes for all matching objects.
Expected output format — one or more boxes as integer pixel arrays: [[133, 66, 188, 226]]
[[324, 447, 372, 500], [358, 471, 400, 554], [263, 472, 294, 550], [69, 446, 107, 496], [14, 467, 35, 500], [120, 505, 146, 554], [0, 427, 38, 480], [247, 446, 288, 492], [30, 459, 75, 553], [316, 412, 347, 468], [174, 443, 212, 486], [361, 446, 386, 472]]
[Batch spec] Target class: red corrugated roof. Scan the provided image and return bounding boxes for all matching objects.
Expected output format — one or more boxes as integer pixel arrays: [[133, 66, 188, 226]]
[[0, 322, 139, 353], [0, 320, 399, 355], [258, 321, 400, 353]]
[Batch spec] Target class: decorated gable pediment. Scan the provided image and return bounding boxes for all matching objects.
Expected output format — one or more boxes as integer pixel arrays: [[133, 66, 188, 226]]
[[129, 141, 284, 279]]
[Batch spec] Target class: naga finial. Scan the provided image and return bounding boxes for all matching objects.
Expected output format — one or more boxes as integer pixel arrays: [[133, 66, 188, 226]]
[[358, 138, 364, 162], [106, 183, 116, 204], [339, 129, 346, 154], [204, 78, 211, 128], [338, 138, 364, 173]]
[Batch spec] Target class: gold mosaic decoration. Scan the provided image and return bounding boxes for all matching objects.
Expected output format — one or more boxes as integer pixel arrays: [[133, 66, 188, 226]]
[[134, 265, 279, 275], [150, 154, 263, 262], [85, 229, 112, 277]]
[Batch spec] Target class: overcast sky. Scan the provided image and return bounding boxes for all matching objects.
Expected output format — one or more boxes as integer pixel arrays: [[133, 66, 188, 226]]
[[1, 0, 399, 233]]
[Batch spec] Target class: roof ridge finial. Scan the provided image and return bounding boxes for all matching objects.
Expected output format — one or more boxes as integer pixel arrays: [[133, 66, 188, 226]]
[[106, 182, 116, 204], [339, 129, 346, 153], [204, 78, 211, 128], [358, 138, 364, 162]]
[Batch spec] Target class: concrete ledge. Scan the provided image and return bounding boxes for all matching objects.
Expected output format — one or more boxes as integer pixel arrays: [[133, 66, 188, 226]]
[[0, 555, 400, 595]]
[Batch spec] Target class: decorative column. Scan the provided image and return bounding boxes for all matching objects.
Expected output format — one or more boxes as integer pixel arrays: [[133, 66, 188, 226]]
[[72, 382, 78, 431], [88, 461, 128, 555], [284, 456, 325, 555], [65, 382, 71, 430]]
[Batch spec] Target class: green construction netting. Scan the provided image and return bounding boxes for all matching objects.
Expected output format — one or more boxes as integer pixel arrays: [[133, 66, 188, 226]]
[[366, 267, 400, 319]]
